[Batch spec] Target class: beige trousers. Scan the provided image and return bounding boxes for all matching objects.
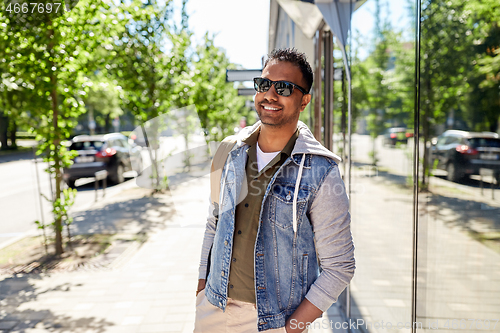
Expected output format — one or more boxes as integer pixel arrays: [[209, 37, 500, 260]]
[[194, 289, 288, 333]]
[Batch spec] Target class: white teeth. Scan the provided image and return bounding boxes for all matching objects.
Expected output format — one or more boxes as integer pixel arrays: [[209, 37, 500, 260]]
[[263, 106, 280, 111]]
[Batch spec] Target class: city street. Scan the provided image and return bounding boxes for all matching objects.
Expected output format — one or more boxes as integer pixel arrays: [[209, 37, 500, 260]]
[[0, 153, 138, 249], [0, 133, 210, 249], [350, 134, 500, 197]]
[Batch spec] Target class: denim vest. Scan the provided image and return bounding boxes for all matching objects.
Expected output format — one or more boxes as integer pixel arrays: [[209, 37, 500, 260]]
[[204, 143, 338, 331]]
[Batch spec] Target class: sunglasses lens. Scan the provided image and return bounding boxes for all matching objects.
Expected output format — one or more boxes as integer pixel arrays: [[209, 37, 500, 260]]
[[253, 78, 294, 96], [254, 78, 271, 93], [274, 81, 293, 96]]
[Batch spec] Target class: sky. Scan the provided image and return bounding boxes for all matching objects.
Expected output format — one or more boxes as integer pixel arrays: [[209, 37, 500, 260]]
[[182, 0, 270, 70], [174, 0, 412, 69]]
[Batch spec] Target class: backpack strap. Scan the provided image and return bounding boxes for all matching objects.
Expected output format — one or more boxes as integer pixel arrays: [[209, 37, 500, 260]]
[[210, 135, 237, 212], [206, 136, 237, 280]]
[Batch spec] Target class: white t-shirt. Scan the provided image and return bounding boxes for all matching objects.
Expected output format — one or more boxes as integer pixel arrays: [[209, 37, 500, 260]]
[[256, 142, 280, 172]]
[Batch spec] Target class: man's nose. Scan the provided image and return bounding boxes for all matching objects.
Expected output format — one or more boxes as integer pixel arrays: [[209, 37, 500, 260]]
[[263, 84, 279, 101]]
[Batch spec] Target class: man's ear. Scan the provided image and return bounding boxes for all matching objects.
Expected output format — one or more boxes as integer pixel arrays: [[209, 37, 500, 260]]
[[299, 94, 312, 112]]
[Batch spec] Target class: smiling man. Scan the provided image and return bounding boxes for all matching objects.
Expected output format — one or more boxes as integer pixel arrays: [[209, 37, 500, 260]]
[[194, 48, 355, 333]]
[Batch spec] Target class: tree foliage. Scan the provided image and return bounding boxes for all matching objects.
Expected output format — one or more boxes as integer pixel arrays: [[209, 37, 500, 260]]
[[352, 0, 500, 181], [0, 0, 248, 253]]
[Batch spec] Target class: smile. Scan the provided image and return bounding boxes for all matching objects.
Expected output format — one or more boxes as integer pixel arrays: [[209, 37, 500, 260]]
[[262, 106, 282, 111]]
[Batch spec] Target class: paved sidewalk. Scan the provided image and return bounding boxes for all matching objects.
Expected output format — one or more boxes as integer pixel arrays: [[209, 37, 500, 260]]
[[0, 175, 209, 333], [0, 173, 347, 333]]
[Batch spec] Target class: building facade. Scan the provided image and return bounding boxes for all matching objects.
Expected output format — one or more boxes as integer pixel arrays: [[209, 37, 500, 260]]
[[269, 0, 500, 332]]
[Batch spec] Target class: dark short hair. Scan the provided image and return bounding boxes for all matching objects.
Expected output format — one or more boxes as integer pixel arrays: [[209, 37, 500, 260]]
[[263, 48, 313, 93]]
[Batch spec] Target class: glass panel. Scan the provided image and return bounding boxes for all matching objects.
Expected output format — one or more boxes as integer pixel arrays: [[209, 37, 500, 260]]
[[347, 0, 417, 331], [417, 0, 500, 330]]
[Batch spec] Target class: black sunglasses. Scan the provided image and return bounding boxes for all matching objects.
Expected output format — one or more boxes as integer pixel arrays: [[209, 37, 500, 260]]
[[253, 77, 309, 97]]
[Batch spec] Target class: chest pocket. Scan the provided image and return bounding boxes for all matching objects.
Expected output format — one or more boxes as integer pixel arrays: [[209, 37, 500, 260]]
[[269, 182, 311, 229]]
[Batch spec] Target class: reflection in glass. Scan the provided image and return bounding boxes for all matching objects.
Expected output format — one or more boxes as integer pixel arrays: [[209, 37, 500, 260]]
[[418, 0, 500, 331], [348, 0, 417, 332]]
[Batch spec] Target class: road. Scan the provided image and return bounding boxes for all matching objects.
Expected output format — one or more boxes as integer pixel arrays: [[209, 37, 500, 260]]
[[350, 133, 414, 177], [0, 154, 138, 248], [352, 134, 500, 197], [0, 134, 210, 249]]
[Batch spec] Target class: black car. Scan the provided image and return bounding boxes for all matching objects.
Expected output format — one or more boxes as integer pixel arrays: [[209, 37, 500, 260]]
[[431, 130, 500, 182], [383, 127, 414, 146], [63, 133, 142, 188]]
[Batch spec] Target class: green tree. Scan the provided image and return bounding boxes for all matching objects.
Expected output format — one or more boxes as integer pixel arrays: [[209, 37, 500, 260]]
[[365, 0, 392, 165], [420, 0, 473, 185], [1, 0, 124, 254], [466, 0, 500, 132], [84, 73, 124, 134], [189, 34, 248, 142]]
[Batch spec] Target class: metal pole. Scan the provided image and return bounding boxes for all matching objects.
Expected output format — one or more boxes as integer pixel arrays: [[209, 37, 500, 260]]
[[33, 148, 47, 248], [33, 149, 45, 225], [411, 0, 423, 332], [141, 124, 160, 190], [48, 163, 54, 202], [324, 30, 334, 151], [314, 24, 324, 143], [95, 176, 98, 202], [342, 68, 347, 176], [346, 0, 353, 322]]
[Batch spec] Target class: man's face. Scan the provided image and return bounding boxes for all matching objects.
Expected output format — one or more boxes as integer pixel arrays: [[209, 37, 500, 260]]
[[255, 60, 311, 129]]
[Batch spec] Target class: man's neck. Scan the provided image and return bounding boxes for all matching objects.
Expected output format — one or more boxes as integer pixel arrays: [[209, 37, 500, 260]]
[[257, 122, 298, 153]]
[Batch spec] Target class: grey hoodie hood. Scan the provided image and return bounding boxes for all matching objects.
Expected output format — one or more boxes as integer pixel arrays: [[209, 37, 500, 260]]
[[234, 120, 342, 164]]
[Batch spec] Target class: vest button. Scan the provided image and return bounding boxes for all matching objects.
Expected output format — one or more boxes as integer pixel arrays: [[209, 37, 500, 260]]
[[224, 240, 228, 246], [219, 301, 223, 307], [286, 194, 291, 200], [221, 271, 225, 277]]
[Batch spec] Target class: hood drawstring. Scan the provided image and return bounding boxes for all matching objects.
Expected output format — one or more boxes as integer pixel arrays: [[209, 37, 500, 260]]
[[292, 153, 306, 234]]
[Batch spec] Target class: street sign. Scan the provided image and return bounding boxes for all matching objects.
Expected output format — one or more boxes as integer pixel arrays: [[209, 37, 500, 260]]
[[237, 88, 256, 96], [334, 68, 343, 81], [226, 69, 262, 82]]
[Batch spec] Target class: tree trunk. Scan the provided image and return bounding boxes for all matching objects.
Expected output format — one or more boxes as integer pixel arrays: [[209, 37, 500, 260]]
[[421, 63, 431, 187], [51, 78, 64, 255], [8, 120, 17, 149], [48, 27, 64, 255], [0, 112, 8, 150], [104, 113, 111, 133]]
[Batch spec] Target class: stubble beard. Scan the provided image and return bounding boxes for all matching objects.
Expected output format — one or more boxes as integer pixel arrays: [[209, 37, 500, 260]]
[[257, 104, 301, 129]]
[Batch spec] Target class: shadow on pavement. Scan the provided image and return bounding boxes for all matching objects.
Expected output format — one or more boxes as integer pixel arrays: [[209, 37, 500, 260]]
[[0, 152, 35, 164], [73, 175, 136, 193], [353, 161, 409, 187], [70, 189, 176, 236], [426, 191, 500, 235], [354, 161, 500, 247], [433, 174, 498, 189], [0, 274, 114, 332]]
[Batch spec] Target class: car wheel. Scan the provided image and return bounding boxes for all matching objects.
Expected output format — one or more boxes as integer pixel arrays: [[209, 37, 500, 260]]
[[446, 162, 461, 182], [66, 179, 76, 188], [112, 164, 125, 184]]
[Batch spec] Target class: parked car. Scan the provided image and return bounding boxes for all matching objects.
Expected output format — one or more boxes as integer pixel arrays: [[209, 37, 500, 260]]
[[63, 133, 143, 188], [383, 127, 414, 146], [431, 130, 500, 182]]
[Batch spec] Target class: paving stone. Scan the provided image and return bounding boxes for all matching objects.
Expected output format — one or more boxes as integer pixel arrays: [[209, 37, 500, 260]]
[[0, 321, 18, 330]]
